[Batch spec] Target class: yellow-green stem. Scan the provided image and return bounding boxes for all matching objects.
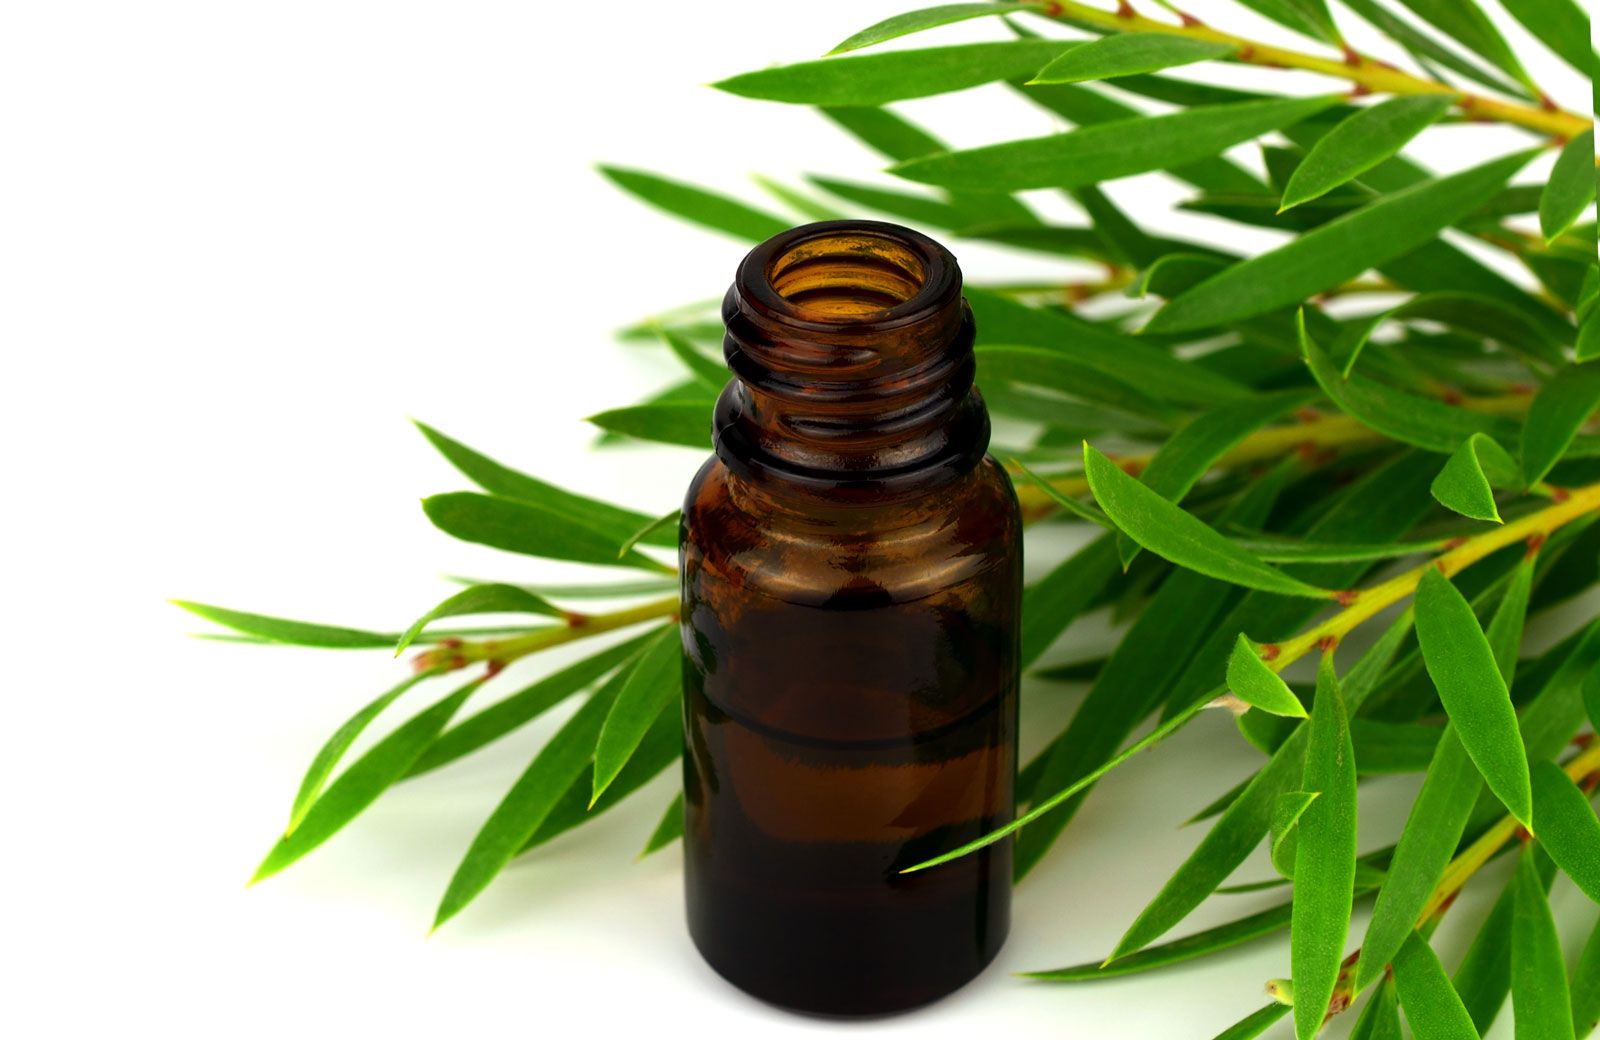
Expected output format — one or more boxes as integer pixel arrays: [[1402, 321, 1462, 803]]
[[412, 594, 678, 673], [1039, 1, 1587, 139], [1270, 480, 1600, 667]]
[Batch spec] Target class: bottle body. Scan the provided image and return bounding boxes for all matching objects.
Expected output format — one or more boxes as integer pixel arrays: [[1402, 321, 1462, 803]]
[[677, 220, 1022, 1015]]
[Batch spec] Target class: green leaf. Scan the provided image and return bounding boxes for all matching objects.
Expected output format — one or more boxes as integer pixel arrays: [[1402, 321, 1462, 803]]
[[1356, 728, 1480, 989], [1496, 0, 1596, 75], [640, 792, 684, 857], [1300, 313, 1506, 454], [394, 584, 559, 657], [1115, 389, 1313, 565], [808, 175, 972, 230], [1521, 361, 1600, 487], [617, 510, 681, 560], [596, 166, 789, 243], [1130, 253, 1229, 298], [1452, 848, 1554, 1033], [591, 627, 682, 805], [829, 3, 1043, 54], [1280, 96, 1454, 211], [1231, 535, 1449, 563], [1028, 33, 1236, 84], [1012, 460, 1112, 528], [1573, 915, 1600, 1037], [1014, 466, 1288, 876], [1528, 760, 1600, 902], [1337, 291, 1570, 377], [414, 421, 675, 548], [1356, 559, 1528, 990], [977, 345, 1180, 423], [1271, 789, 1319, 876], [1511, 845, 1575, 1040], [1227, 635, 1308, 717], [1391, 0, 1533, 87], [407, 634, 654, 776], [253, 676, 484, 883], [658, 326, 727, 394], [1431, 434, 1521, 523], [1021, 533, 1121, 666], [172, 600, 397, 649], [1350, 977, 1403, 1040], [1083, 443, 1331, 598], [1394, 931, 1481, 1039], [1290, 654, 1358, 1040], [714, 40, 1073, 106], [967, 287, 1250, 407], [1024, 900, 1292, 981], [1351, 719, 1442, 774], [432, 656, 640, 930], [1540, 130, 1597, 243], [1414, 567, 1534, 828], [422, 492, 672, 573], [1147, 149, 1537, 333], [1209, 1004, 1290, 1040], [286, 670, 439, 833], [892, 94, 1340, 192], [751, 173, 847, 223], [587, 401, 712, 450]]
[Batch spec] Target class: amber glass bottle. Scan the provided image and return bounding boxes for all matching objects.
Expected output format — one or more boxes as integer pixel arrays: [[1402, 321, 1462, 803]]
[[678, 220, 1022, 1016]]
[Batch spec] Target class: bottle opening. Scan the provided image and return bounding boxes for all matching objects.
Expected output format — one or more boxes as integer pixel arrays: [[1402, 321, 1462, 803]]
[[766, 231, 927, 321]]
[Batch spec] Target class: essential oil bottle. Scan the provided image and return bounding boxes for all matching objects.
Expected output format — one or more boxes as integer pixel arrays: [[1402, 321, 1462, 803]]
[[677, 220, 1022, 1016]]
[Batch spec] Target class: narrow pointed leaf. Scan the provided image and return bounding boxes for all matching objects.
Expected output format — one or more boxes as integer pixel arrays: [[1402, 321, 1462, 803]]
[[658, 326, 727, 393], [253, 677, 483, 883], [829, 3, 1044, 54], [1350, 978, 1402, 1040], [1528, 760, 1600, 902], [618, 511, 681, 560], [807, 175, 972, 230], [1228, 635, 1308, 717], [1290, 654, 1357, 1040], [977, 346, 1181, 422], [1431, 434, 1520, 523], [1452, 849, 1555, 1033], [1540, 130, 1597, 243], [1394, 931, 1481, 1039], [1497, 0, 1596, 75], [1147, 149, 1536, 333], [1415, 568, 1533, 827], [433, 658, 640, 930], [714, 40, 1073, 106], [1520, 361, 1600, 486], [641, 792, 684, 857], [1340, 0, 1531, 97], [1511, 846, 1575, 1040], [422, 492, 672, 572], [1084, 443, 1331, 598], [1013, 460, 1112, 528], [172, 600, 396, 649], [597, 166, 789, 243], [1029, 33, 1236, 84], [587, 401, 712, 450], [287, 670, 438, 833], [1021, 533, 1121, 666], [1116, 389, 1313, 565], [1280, 95, 1454, 211], [1301, 313, 1505, 454], [967, 287, 1250, 407], [892, 94, 1340, 192], [592, 627, 683, 805], [1025, 901, 1292, 981], [1271, 789, 1319, 876], [1210, 1004, 1290, 1040], [413, 421, 674, 548], [394, 584, 559, 657], [1391, 0, 1532, 85], [1572, 916, 1600, 1037]]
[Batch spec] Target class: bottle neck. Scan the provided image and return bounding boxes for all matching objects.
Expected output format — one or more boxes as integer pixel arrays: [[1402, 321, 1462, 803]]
[[713, 220, 990, 501]]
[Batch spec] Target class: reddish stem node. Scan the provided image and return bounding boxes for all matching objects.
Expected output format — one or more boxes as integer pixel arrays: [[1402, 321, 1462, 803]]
[[1261, 643, 1281, 662], [1044, 1, 1063, 14], [1178, 11, 1203, 26], [484, 659, 505, 678], [1332, 589, 1359, 607], [1115, 0, 1135, 17], [1525, 533, 1546, 558], [1317, 635, 1339, 653], [563, 611, 591, 628], [1551, 486, 1572, 503], [440, 637, 463, 650]]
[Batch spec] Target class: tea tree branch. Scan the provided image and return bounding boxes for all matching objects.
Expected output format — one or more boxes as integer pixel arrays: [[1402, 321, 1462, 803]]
[[1037, 1, 1588, 140], [411, 595, 678, 673]]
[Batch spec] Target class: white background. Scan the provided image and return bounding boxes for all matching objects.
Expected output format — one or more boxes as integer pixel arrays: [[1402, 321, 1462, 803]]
[[4, 2, 1594, 1037]]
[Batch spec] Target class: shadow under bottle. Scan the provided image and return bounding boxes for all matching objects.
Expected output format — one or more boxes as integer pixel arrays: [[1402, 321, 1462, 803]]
[[678, 220, 1022, 1016]]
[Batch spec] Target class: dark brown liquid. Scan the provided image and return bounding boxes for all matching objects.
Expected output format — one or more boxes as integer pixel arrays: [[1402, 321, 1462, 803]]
[[678, 221, 1021, 1015]]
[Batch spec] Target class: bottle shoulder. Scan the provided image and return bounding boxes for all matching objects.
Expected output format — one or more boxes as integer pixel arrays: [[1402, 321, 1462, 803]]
[[681, 455, 1021, 608]]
